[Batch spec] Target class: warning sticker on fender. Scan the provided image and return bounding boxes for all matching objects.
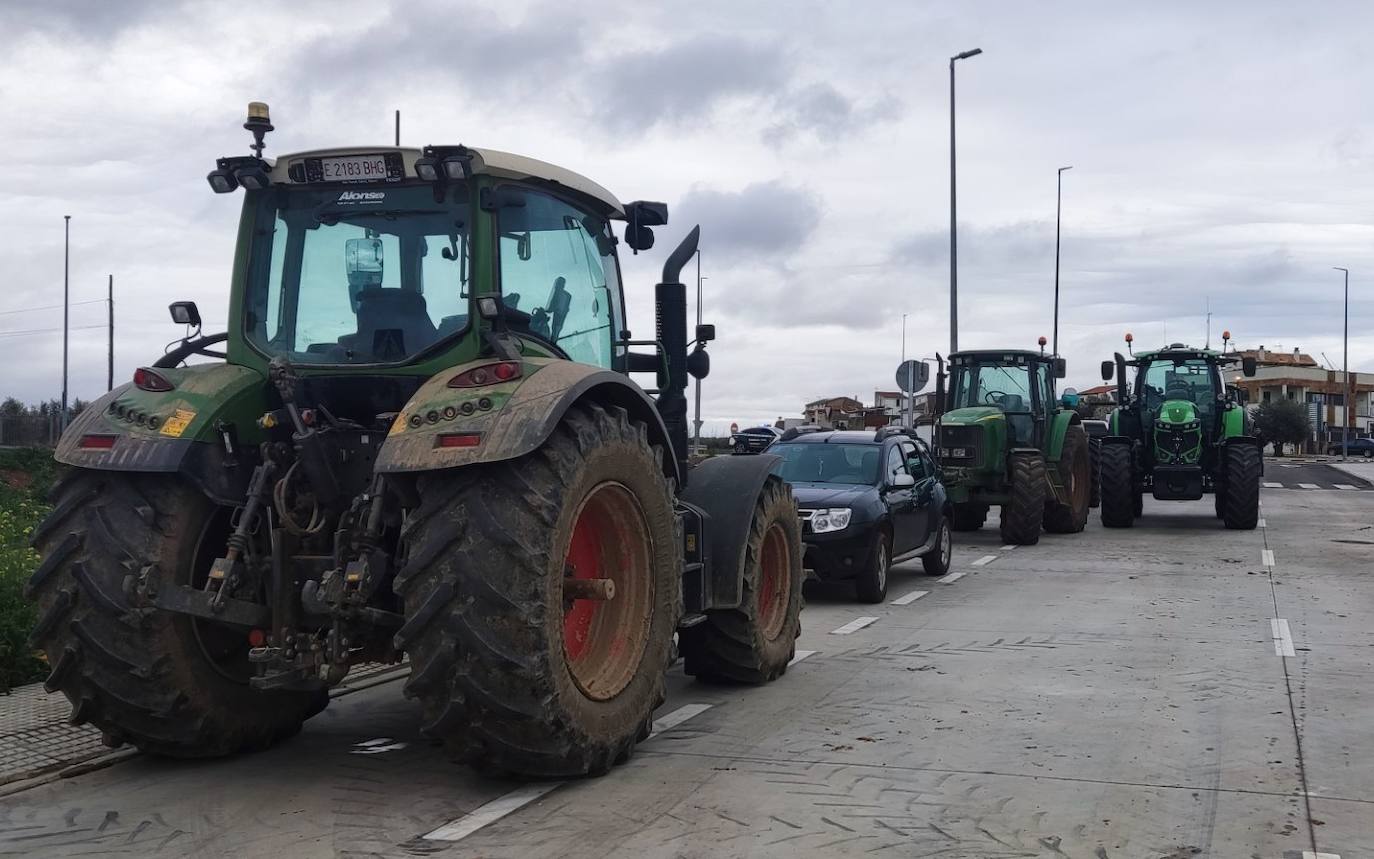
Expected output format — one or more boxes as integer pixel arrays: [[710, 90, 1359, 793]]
[[160, 408, 196, 438]]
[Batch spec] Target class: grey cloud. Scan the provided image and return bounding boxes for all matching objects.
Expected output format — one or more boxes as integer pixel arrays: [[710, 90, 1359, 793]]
[[592, 35, 787, 132], [763, 83, 901, 146], [674, 181, 821, 262]]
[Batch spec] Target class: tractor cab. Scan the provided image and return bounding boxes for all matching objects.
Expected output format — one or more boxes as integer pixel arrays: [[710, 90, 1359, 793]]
[[942, 349, 1065, 449]]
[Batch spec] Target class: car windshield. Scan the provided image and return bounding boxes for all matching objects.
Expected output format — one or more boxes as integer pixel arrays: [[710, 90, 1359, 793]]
[[244, 184, 471, 365], [1139, 358, 1218, 413], [949, 360, 1033, 412], [770, 442, 881, 485]]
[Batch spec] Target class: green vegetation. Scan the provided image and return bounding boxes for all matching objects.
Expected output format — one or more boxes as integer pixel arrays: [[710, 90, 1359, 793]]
[[1252, 398, 1310, 456], [0, 447, 59, 692]]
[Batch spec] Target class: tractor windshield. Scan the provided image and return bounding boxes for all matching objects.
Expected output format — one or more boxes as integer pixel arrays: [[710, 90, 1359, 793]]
[[1138, 358, 1220, 418], [949, 361, 1034, 413], [244, 184, 471, 365]]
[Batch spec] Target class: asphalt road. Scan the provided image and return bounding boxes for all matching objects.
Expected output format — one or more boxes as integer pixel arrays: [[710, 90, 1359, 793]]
[[1, 464, 1370, 858]]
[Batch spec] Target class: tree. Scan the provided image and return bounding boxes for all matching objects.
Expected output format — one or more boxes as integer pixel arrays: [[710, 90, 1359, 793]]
[[1252, 398, 1309, 456]]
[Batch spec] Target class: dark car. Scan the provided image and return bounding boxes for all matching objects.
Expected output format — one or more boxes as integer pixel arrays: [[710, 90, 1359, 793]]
[[1327, 437, 1374, 457], [769, 428, 952, 603], [731, 425, 782, 454]]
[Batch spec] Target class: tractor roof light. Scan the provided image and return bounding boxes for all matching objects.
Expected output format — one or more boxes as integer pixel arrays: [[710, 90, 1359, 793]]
[[244, 101, 273, 157], [133, 367, 175, 392], [414, 156, 441, 182], [207, 167, 237, 193], [233, 164, 271, 190], [441, 154, 472, 180]]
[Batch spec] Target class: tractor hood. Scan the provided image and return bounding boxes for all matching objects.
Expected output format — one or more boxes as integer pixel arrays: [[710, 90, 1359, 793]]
[[1157, 400, 1199, 425], [940, 406, 1006, 427]]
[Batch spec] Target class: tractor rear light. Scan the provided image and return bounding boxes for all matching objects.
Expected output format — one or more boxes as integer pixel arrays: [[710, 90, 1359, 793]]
[[206, 168, 237, 193], [79, 434, 118, 449], [414, 156, 440, 182], [133, 367, 175, 392], [435, 432, 482, 448], [448, 361, 521, 388]]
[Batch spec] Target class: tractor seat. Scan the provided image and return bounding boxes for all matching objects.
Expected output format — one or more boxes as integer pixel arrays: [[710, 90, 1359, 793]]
[[349, 288, 437, 360], [999, 394, 1026, 412]]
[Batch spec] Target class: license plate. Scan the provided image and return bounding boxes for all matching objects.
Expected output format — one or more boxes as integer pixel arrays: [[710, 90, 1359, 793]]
[[320, 154, 391, 182], [942, 447, 968, 458]]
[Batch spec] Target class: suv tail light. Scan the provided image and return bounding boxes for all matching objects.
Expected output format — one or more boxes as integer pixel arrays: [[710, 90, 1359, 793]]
[[448, 361, 521, 388]]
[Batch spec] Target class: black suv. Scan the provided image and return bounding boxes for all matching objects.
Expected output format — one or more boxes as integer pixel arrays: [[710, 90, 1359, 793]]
[[731, 425, 782, 454], [769, 428, 952, 602]]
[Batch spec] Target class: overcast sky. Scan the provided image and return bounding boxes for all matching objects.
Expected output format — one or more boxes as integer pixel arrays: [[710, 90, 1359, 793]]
[[3, 1, 1372, 431]]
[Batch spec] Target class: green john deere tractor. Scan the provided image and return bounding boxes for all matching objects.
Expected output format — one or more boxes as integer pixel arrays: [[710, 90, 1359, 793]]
[[26, 104, 805, 778], [934, 344, 1092, 545], [1097, 342, 1261, 528]]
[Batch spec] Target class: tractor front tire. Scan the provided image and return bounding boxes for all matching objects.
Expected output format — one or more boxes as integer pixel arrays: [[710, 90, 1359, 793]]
[[1221, 444, 1261, 530], [681, 475, 803, 682], [951, 502, 988, 531], [27, 473, 326, 757], [1088, 439, 1102, 508], [1000, 452, 1046, 545], [1044, 426, 1091, 534], [1100, 443, 1136, 528], [395, 402, 680, 778]]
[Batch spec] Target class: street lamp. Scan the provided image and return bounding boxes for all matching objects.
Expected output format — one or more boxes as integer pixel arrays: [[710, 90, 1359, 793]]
[[62, 215, 71, 433], [1053, 165, 1073, 356], [1334, 266, 1350, 460], [949, 46, 982, 355], [693, 248, 707, 454]]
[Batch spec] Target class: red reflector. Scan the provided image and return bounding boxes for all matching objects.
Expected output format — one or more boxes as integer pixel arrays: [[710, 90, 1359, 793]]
[[248, 629, 267, 647], [435, 432, 482, 448], [79, 434, 118, 449], [133, 367, 174, 392], [448, 361, 521, 388]]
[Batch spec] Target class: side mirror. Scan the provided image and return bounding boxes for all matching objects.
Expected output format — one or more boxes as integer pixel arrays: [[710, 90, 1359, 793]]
[[1242, 356, 1257, 377], [695, 323, 716, 343], [889, 473, 916, 488], [624, 200, 668, 252], [169, 301, 201, 327], [1053, 357, 1067, 379], [345, 238, 384, 312], [1100, 360, 1115, 381]]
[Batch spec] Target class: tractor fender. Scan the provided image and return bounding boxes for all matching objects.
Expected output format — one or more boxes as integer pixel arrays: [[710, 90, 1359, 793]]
[[1044, 409, 1082, 462], [678, 453, 786, 611], [375, 357, 679, 483]]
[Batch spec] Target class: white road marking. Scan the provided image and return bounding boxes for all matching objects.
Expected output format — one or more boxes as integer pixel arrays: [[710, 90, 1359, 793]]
[[1262, 481, 1284, 488], [970, 554, 998, 567], [1271, 619, 1296, 657], [788, 649, 816, 666], [1257, 518, 1266, 528], [1297, 482, 1320, 489], [890, 589, 929, 605], [1334, 483, 1358, 490], [936, 570, 967, 584], [423, 703, 714, 842], [1303, 851, 1341, 859], [830, 616, 879, 635], [1000, 544, 1017, 551], [1261, 548, 1275, 568], [350, 737, 408, 755]]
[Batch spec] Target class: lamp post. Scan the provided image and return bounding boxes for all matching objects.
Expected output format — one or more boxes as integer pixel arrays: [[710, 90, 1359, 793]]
[[1053, 165, 1073, 356], [949, 47, 982, 355], [901, 313, 909, 427], [62, 215, 71, 432], [1334, 267, 1349, 460], [693, 249, 707, 454]]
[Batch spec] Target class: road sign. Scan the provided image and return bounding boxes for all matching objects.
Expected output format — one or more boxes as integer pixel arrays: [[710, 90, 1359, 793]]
[[729, 422, 739, 435], [895, 360, 929, 393]]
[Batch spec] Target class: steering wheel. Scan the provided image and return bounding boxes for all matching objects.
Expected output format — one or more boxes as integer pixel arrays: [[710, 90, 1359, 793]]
[[983, 390, 1009, 405], [154, 332, 229, 368]]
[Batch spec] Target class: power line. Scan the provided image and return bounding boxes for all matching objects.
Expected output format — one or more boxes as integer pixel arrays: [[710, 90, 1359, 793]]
[[0, 299, 107, 317], [0, 323, 107, 339]]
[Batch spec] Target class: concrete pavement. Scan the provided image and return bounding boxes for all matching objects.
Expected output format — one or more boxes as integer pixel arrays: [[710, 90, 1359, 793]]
[[0, 475, 1369, 857]]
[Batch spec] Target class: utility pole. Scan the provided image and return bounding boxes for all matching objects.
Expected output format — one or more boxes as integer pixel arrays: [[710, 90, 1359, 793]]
[[1053, 165, 1072, 356], [949, 47, 982, 355], [1335, 267, 1350, 460], [62, 215, 70, 431], [107, 274, 114, 392], [394, 110, 400, 146], [901, 313, 909, 427]]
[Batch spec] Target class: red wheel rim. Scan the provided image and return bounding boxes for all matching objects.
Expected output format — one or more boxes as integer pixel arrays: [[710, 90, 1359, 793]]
[[757, 522, 791, 641], [562, 482, 654, 701]]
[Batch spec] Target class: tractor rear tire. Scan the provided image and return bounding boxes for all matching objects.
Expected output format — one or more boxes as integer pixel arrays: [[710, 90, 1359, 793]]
[[1044, 426, 1091, 534], [394, 402, 680, 778], [26, 473, 326, 757], [951, 502, 988, 531], [1221, 444, 1261, 530], [681, 475, 803, 682], [1000, 452, 1046, 545], [1100, 443, 1136, 528]]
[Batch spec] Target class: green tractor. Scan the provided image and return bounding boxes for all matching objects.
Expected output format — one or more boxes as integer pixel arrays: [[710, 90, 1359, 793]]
[[934, 342, 1093, 545], [26, 104, 805, 778], [1097, 341, 1261, 528]]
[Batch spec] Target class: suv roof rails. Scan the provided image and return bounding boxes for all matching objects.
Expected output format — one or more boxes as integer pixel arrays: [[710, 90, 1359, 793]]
[[874, 425, 919, 442], [780, 425, 825, 441]]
